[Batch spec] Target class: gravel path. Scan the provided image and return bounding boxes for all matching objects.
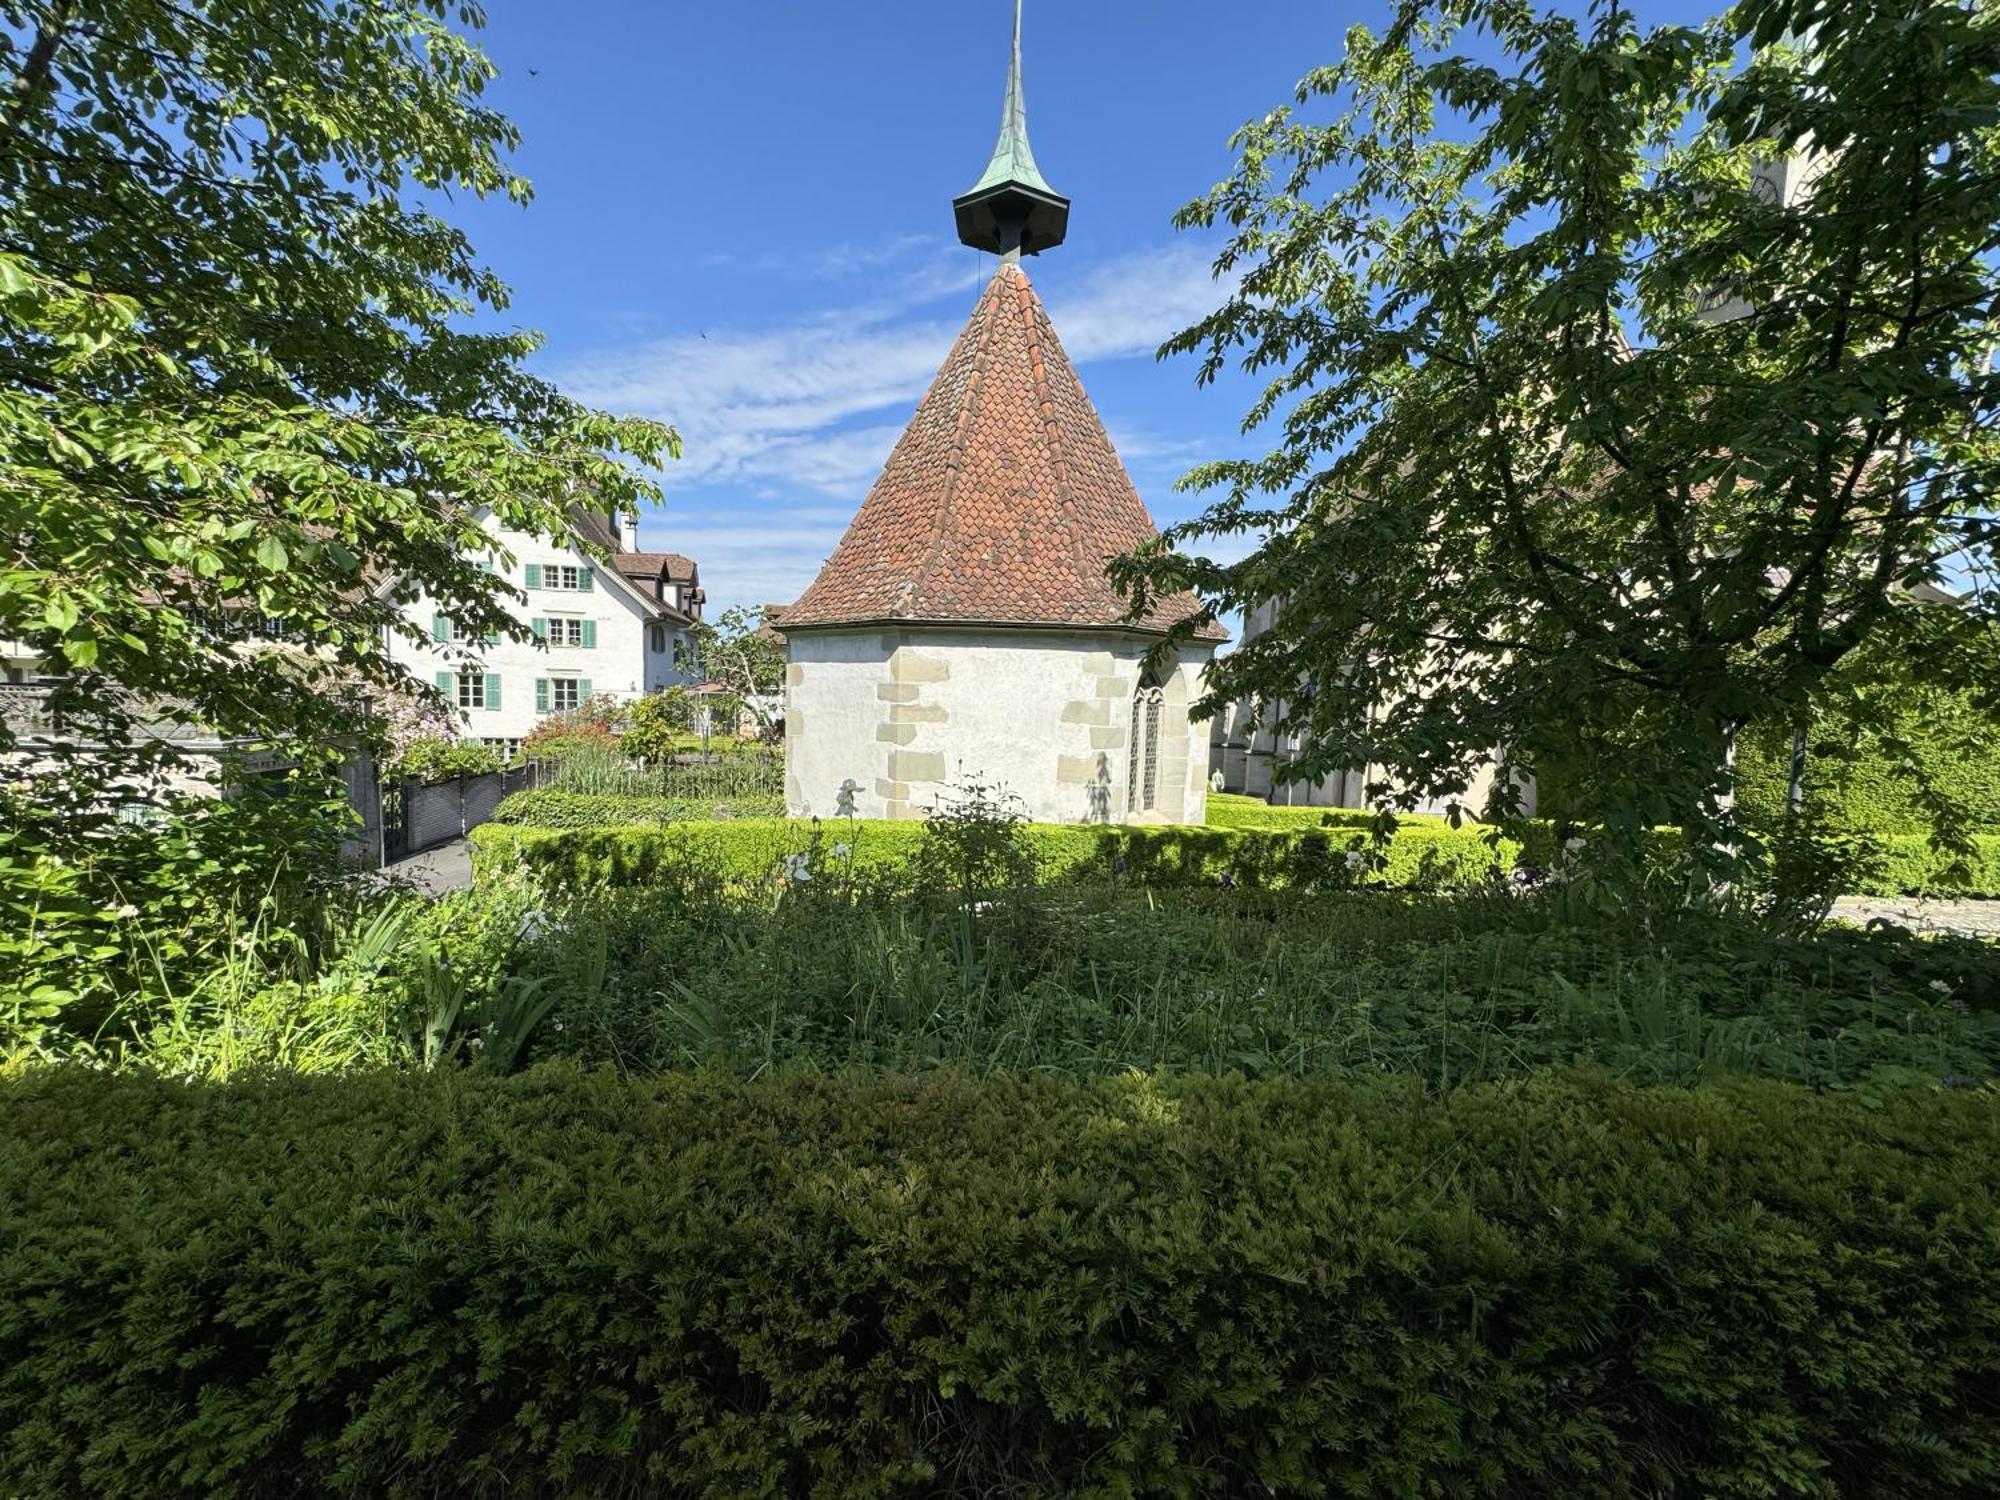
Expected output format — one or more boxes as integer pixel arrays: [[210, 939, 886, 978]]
[[1830, 896, 2000, 941]]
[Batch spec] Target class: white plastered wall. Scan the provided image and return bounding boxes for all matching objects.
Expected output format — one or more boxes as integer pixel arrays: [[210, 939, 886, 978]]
[[783, 626, 1214, 825]]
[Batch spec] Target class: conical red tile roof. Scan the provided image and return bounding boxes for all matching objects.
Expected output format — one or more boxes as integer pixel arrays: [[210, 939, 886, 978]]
[[782, 264, 1222, 638]]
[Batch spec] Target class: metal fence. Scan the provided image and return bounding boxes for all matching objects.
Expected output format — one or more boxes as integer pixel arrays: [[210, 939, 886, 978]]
[[381, 764, 539, 864]]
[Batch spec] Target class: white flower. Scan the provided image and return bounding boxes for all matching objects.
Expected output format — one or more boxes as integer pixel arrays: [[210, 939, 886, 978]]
[[783, 852, 812, 882], [831, 842, 851, 859], [112, 903, 139, 919], [1563, 835, 1587, 853], [1930, 979, 1952, 994], [516, 909, 551, 942], [1343, 850, 1366, 871]]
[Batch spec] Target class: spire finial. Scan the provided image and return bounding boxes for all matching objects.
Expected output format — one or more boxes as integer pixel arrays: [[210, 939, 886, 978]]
[[953, 0, 1069, 261]]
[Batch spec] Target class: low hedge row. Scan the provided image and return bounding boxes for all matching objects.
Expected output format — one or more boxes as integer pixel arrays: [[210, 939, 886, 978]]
[[489, 786, 784, 828], [1735, 693, 2000, 835], [2, 1067, 1994, 1497], [1864, 828, 2000, 900], [1204, 792, 1396, 830], [1202, 795, 2000, 897], [470, 815, 1539, 893]]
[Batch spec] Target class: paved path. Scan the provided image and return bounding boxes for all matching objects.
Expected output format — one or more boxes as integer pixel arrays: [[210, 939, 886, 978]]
[[378, 837, 473, 895], [1831, 896, 2000, 941]]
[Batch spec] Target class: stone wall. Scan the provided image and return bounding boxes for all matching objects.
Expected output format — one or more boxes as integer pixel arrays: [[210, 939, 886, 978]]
[[783, 627, 1213, 825]]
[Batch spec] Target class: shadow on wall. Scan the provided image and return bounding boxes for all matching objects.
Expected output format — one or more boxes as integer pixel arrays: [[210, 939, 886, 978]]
[[1086, 753, 1111, 824]]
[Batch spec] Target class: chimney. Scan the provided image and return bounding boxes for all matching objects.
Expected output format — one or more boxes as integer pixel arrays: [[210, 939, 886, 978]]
[[618, 509, 639, 553]]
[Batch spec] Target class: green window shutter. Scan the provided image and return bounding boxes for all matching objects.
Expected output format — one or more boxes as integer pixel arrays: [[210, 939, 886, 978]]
[[524, 563, 541, 589], [483, 631, 500, 647], [581, 619, 597, 649], [535, 678, 549, 714], [531, 617, 547, 642], [474, 559, 492, 574], [484, 674, 500, 711], [431, 613, 449, 643], [577, 568, 594, 594], [435, 670, 453, 696], [578, 677, 592, 701]]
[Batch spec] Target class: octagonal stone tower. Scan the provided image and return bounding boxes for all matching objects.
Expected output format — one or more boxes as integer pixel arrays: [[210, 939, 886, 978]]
[[779, 3, 1224, 824]]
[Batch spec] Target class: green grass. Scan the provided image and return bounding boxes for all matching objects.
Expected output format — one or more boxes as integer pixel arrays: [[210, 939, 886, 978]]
[[478, 876, 1999, 1089]]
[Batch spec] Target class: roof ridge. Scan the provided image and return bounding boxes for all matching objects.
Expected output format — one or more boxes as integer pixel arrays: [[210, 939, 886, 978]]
[[906, 272, 1000, 614], [1016, 271, 1096, 599]]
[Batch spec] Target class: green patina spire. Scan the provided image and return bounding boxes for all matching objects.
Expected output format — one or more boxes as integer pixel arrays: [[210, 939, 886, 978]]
[[967, 0, 1051, 198], [952, 0, 1069, 260]]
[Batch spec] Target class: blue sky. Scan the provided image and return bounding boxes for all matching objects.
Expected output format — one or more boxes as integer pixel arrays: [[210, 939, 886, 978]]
[[455, 1, 1715, 617], [449, 0, 1359, 614]]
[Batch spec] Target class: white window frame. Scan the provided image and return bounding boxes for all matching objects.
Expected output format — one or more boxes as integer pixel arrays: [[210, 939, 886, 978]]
[[457, 671, 486, 711], [545, 563, 583, 592], [549, 677, 581, 713]]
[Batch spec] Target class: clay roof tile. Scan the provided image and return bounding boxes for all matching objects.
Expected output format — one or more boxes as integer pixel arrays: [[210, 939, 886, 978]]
[[782, 264, 1222, 639]]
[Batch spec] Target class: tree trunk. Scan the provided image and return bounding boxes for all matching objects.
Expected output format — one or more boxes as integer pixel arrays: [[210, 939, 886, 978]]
[[1785, 723, 1809, 825]]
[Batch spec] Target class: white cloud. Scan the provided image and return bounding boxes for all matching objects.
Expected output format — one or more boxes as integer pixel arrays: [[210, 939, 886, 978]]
[[561, 240, 1229, 494], [1037, 243, 1227, 363]]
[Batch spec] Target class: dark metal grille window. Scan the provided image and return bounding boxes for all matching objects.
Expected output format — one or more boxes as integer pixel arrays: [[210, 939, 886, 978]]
[[1127, 686, 1164, 812]]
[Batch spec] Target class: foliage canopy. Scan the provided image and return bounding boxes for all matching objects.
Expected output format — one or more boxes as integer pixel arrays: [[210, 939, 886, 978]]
[[1124, 0, 2000, 869], [0, 0, 676, 763]]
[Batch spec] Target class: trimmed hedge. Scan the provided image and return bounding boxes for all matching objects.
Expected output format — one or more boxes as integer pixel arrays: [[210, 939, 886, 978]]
[[1736, 696, 2000, 836], [489, 786, 783, 828], [1203, 794, 2000, 896], [1205, 791, 1404, 830], [470, 815, 1540, 893], [1854, 832, 2000, 899], [2, 1067, 1996, 1497]]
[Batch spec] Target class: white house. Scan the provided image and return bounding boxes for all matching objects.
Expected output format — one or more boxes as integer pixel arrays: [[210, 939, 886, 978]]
[[779, 10, 1224, 825], [381, 506, 705, 759]]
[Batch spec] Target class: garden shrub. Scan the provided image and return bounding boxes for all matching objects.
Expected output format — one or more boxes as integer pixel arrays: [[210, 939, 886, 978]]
[[387, 735, 501, 784], [1865, 832, 2000, 899], [1, 769, 358, 1061], [1735, 691, 2000, 835], [1, 1066, 1995, 1498], [490, 788, 749, 828], [1205, 791, 1395, 830], [470, 816, 1536, 895], [1208, 790, 2000, 898]]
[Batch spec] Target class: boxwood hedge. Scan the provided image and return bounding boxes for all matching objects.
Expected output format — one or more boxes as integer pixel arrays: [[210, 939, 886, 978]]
[[469, 815, 1545, 893], [2, 1067, 1994, 1497], [489, 786, 756, 828]]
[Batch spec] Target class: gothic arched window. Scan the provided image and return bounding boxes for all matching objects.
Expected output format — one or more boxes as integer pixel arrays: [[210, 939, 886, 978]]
[[1127, 668, 1167, 814]]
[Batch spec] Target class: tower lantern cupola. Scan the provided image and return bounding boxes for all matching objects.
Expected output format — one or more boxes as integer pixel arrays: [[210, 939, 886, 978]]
[[951, 0, 1069, 262]]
